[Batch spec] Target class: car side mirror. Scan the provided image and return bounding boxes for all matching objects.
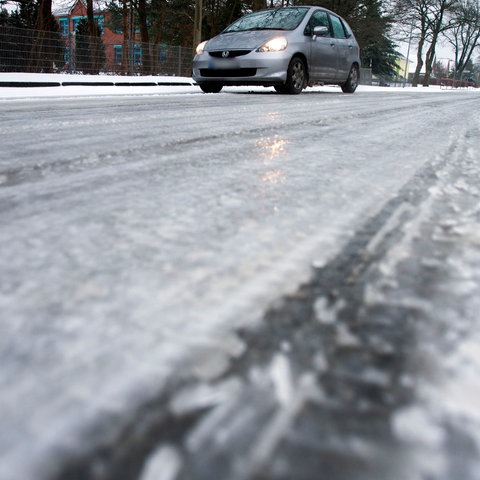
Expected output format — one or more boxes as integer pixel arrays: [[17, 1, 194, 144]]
[[313, 26, 329, 39]]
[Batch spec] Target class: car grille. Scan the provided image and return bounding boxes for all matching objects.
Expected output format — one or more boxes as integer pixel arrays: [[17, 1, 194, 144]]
[[200, 68, 257, 78], [208, 50, 251, 58]]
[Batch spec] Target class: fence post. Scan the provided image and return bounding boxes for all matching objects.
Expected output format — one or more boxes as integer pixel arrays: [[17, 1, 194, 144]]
[[129, 39, 133, 76], [178, 45, 181, 77], [68, 33, 73, 73]]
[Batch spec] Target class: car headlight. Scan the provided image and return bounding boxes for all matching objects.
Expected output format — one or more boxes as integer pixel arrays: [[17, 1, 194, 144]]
[[257, 37, 287, 52], [196, 41, 208, 55]]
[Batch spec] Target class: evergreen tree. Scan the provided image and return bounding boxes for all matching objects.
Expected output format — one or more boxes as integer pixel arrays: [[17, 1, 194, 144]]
[[1, 0, 38, 28], [30, 0, 63, 72], [0, 1, 63, 72], [356, 1, 399, 76]]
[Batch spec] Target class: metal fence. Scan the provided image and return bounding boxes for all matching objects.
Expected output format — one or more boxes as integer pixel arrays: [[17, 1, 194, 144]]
[[0, 25, 194, 77]]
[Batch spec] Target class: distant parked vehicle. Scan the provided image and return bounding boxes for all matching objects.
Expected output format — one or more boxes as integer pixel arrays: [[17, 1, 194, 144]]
[[192, 6, 360, 94]]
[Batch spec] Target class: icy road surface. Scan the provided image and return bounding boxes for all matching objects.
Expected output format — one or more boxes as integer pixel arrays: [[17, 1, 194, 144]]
[[1, 86, 480, 480]]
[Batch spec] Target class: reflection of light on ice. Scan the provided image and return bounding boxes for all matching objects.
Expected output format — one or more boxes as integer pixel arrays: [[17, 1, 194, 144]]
[[256, 136, 288, 161], [256, 135, 288, 202], [262, 168, 285, 186], [254, 136, 289, 212]]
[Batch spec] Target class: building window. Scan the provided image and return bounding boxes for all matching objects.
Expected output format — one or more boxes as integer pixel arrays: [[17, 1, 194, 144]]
[[59, 17, 69, 36], [72, 16, 81, 33], [72, 15, 104, 35], [95, 15, 104, 35], [114, 45, 122, 64], [114, 45, 142, 65]]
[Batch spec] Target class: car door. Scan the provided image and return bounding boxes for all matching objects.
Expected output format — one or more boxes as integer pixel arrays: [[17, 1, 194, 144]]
[[306, 10, 338, 82], [328, 14, 351, 81]]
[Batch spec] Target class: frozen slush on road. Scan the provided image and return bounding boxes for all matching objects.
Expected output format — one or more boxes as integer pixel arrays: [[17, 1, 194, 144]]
[[0, 84, 480, 480], [192, 6, 360, 94]]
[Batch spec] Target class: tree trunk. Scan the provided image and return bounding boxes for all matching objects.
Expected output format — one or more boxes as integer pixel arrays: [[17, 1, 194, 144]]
[[32, 0, 53, 72], [86, 0, 96, 37], [412, 36, 425, 87], [122, 0, 131, 74], [86, 0, 100, 74], [137, 0, 151, 74], [423, 43, 435, 86], [152, 0, 166, 74], [34, 0, 52, 31], [193, 0, 203, 48]]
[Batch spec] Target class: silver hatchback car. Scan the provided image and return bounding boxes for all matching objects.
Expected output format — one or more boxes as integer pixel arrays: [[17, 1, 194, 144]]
[[192, 6, 360, 94]]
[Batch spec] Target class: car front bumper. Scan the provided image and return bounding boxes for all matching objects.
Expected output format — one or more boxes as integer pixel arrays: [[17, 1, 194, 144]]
[[192, 52, 291, 86]]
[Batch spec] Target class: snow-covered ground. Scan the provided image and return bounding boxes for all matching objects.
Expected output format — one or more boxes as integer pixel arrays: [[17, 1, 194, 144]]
[[1, 75, 480, 480]]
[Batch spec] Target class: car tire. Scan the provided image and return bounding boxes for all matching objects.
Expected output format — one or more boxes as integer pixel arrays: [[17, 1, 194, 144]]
[[341, 65, 359, 93], [280, 56, 306, 94], [199, 82, 223, 93]]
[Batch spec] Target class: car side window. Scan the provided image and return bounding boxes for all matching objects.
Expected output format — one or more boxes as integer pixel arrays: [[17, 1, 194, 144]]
[[305, 10, 330, 36], [342, 19, 354, 38], [329, 14, 347, 39]]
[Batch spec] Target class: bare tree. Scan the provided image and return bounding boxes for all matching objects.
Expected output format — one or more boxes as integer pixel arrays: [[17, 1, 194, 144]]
[[422, 0, 457, 85], [136, 0, 152, 73], [193, 0, 202, 47], [86, 0, 96, 36], [395, 0, 457, 86], [32, 0, 57, 71], [149, 0, 167, 72], [444, 0, 480, 77], [122, 0, 131, 74], [85, 0, 103, 73]]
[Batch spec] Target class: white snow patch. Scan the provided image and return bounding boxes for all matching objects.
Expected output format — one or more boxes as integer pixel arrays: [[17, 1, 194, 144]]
[[169, 378, 242, 416], [270, 353, 294, 407], [392, 405, 445, 447], [139, 444, 182, 480], [335, 323, 360, 347], [313, 296, 346, 324]]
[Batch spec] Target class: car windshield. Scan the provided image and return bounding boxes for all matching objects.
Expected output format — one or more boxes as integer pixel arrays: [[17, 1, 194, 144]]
[[223, 7, 310, 33]]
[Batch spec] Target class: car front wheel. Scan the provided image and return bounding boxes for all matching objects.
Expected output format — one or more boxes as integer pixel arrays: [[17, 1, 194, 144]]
[[277, 56, 306, 94], [341, 65, 359, 93], [199, 82, 223, 93]]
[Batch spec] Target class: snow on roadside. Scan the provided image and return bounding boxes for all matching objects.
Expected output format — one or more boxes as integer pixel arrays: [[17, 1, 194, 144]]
[[1, 72, 478, 99]]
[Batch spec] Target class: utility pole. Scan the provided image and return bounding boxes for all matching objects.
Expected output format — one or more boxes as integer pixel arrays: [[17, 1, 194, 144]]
[[403, 24, 413, 87], [193, 0, 203, 50]]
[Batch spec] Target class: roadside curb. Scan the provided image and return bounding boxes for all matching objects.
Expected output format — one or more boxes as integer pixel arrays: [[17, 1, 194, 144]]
[[0, 80, 197, 88]]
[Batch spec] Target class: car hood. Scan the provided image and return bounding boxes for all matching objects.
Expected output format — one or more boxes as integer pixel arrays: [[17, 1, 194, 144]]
[[205, 30, 283, 51]]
